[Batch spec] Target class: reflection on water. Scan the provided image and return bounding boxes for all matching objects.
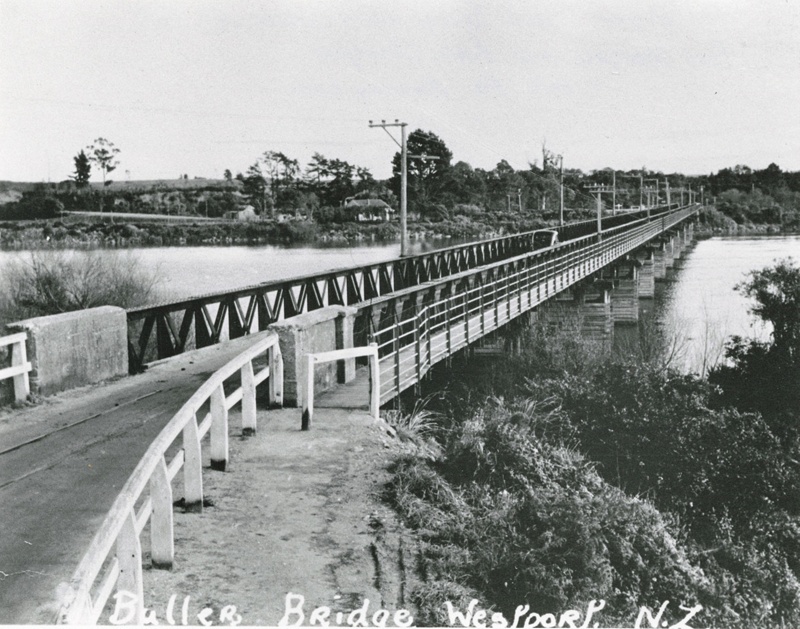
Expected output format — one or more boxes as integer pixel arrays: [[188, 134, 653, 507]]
[[656, 235, 799, 374]]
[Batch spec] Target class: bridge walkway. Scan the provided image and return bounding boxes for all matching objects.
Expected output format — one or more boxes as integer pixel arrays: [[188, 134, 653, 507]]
[[135, 403, 406, 627]]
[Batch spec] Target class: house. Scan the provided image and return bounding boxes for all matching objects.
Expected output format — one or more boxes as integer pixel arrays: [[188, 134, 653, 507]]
[[224, 205, 258, 221], [343, 198, 395, 222]]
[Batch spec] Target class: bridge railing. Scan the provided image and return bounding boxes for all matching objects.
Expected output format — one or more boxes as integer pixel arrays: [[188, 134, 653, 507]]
[[125, 206, 678, 373], [365, 206, 697, 403], [0, 331, 31, 403], [56, 332, 283, 625]]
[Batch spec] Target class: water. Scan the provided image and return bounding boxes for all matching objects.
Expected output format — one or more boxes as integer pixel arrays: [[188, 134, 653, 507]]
[[657, 234, 799, 374], [0, 241, 442, 303]]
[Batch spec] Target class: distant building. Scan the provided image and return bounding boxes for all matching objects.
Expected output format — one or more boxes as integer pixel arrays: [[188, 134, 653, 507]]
[[343, 198, 394, 222], [224, 205, 258, 221]]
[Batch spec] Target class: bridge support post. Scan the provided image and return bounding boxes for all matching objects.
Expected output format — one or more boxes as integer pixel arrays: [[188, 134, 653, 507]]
[[652, 244, 667, 279], [542, 283, 613, 346], [664, 237, 675, 268], [672, 232, 684, 261], [637, 251, 656, 298], [609, 261, 640, 324]]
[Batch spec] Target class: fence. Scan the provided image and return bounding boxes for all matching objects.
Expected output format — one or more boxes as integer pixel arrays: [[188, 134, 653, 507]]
[[57, 332, 283, 625], [0, 331, 31, 403], [364, 206, 697, 404]]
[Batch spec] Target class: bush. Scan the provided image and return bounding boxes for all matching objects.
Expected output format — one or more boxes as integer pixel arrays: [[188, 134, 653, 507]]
[[386, 405, 712, 627], [0, 250, 161, 324]]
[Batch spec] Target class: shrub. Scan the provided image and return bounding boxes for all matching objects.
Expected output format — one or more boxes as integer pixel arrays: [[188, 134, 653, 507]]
[[386, 405, 712, 626], [0, 250, 161, 324]]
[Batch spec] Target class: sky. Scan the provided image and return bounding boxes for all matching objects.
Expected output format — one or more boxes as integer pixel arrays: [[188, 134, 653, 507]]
[[1, 0, 799, 183]]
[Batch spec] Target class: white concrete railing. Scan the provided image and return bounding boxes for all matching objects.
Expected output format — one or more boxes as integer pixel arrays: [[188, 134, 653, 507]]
[[302, 343, 379, 430], [0, 331, 31, 402], [56, 332, 283, 625]]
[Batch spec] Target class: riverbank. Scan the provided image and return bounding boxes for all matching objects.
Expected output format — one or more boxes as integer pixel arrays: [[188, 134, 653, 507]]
[[0, 216, 508, 250], [1, 207, 795, 251]]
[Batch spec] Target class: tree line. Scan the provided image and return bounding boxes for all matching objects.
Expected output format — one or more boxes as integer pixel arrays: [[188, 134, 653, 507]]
[[2, 131, 800, 230]]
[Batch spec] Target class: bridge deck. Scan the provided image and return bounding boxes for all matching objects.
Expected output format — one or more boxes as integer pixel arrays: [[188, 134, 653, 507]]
[[0, 335, 272, 624]]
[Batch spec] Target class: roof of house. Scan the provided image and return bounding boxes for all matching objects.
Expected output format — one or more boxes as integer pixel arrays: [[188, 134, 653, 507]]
[[344, 198, 391, 209]]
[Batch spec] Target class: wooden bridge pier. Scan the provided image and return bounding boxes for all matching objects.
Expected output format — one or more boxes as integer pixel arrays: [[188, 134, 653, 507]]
[[542, 282, 614, 345], [636, 250, 656, 298], [606, 260, 641, 325]]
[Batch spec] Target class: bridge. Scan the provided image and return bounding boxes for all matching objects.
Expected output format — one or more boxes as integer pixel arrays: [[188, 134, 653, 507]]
[[0, 204, 698, 624]]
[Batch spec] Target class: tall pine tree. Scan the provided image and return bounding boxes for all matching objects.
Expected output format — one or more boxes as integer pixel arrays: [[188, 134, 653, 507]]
[[72, 150, 91, 188]]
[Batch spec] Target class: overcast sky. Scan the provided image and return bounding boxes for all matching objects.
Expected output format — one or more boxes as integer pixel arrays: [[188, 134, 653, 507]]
[[1, 0, 799, 183]]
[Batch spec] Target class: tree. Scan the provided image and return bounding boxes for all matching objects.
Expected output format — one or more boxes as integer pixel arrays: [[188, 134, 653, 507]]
[[86, 138, 120, 215], [305, 153, 330, 188], [259, 151, 300, 214], [391, 129, 453, 210], [242, 162, 268, 214], [738, 258, 800, 360], [71, 150, 91, 188], [86, 137, 120, 187], [709, 259, 800, 444]]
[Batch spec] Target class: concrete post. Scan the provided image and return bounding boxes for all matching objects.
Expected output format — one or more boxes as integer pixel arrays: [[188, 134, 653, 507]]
[[335, 309, 356, 383], [6, 306, 128, 397], [270, 306, 358, 407]]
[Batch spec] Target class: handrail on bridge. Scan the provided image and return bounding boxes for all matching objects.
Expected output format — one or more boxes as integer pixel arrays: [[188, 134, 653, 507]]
[[56, 332, 283, 625], [302, 343, 379, 430], [362, 205, 698, 404], [0, 331, 31, 403]]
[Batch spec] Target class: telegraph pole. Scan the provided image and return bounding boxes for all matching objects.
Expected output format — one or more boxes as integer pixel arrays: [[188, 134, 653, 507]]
[[558, 155, 565, 226], [586, 184, 614, 236], [369, 119, 409, 255], [612, 170, 617, 214], [639, 173, 644, 209], [643, 178, 658, 216]]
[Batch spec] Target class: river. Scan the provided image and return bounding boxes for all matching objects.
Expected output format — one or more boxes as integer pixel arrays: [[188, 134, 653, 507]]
[[1, 235, 796, 374], [654, 234, 799, 374]]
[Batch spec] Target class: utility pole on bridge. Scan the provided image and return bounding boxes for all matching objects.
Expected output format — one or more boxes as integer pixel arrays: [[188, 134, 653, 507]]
[[642, 178, 659, 215], [586, 184, 615, 236], [369, 119, 409, 255]]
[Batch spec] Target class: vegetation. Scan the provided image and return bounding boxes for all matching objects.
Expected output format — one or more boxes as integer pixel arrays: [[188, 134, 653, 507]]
[[1, 131, 798, 245], [384, 261, 800, 627], [0, 250, 161, 325]]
